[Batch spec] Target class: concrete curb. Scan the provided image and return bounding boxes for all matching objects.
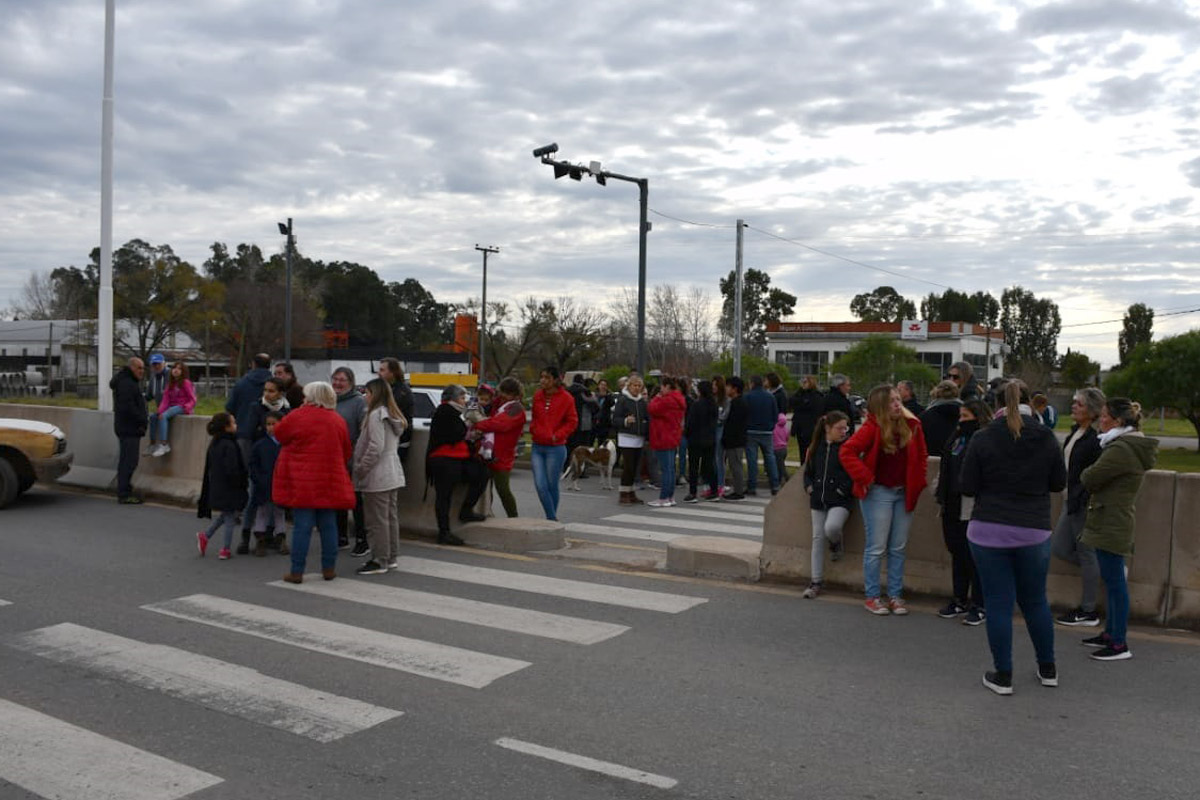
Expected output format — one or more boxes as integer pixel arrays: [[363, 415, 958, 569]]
[[459, 517, 565, 553], [667, 536, 761, 581]]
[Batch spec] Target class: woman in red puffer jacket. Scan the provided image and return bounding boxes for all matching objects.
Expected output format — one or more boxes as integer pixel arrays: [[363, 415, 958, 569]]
[[273, 381, 355, 584], [647, 376, 687, 507], [471, 377, 527, 518]]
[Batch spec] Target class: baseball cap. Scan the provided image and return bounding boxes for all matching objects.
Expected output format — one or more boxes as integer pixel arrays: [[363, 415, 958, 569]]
[[149, 354, 166, 365]]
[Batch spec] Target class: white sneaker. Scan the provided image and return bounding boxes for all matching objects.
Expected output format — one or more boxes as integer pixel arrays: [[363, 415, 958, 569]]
[[143, 444, 157, 456], [646, 499, 671, 508], [386, 559, 399, 571], [150, 444, 166, 457], [158, 443, 171, 456]]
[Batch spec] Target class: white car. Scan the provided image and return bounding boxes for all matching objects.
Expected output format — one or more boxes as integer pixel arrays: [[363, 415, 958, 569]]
[[0, 419, 73, 508]]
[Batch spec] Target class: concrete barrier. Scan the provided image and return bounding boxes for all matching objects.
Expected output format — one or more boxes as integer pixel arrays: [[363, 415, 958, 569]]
[[667, 536, 761, 580], [760, 456, 1194, 628]]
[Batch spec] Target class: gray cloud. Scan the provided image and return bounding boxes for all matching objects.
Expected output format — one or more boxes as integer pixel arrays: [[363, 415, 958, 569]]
[[1019, 0, 1200, 36]]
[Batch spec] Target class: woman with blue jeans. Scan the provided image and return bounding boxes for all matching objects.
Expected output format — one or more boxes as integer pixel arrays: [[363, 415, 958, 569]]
[[529, 366, 577, 520], [839, 385, 928, 616], [647, 377, 686, 507], [960, 380, 1066, 695], [1079, 397, 1158, 661]]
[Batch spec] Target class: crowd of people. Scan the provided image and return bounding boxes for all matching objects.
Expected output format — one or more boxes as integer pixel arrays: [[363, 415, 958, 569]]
[[109, 354, 1158, 691]]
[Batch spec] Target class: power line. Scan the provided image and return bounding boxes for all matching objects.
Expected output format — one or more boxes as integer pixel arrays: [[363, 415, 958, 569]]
[[648, 209, 734, 229], [1059, 307, 1200, 329]]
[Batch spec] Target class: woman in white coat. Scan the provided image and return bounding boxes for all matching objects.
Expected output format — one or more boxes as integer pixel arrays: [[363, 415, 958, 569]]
[[352, 378, 408, 575]]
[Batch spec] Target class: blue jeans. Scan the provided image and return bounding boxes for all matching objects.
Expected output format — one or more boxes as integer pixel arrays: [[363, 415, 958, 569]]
[[970, 538, 1055, 672], [150, 405, 185, 443], [1095, 548, 1129, 645], [745, 432, 779, 492], [714, 425, 725, 488], [530, 444, 566, 520], [290, 507, 339, 575], [205, 511, 239, 551], [655, 449, 676, 500], [860, 485, 913, 599]]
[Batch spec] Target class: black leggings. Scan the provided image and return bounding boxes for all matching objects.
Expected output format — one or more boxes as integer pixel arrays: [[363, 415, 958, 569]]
[[942, 510, 981, 605], [619, 446, 641, 489], [428, 457, 488, 533], [687, 444, 716, 495]]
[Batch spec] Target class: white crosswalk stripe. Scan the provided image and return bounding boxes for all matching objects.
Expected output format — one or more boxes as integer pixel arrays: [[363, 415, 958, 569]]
[[0, 696, 223, 800], [392, 557, 707, 613], [270, 576, 630, 645], [0, 598, 11, 606], [603, 513, 762, 538], [564, 522, 682, 543], [142, 594, 531, 689], [9, 623, 403, 743], [657, 506, 768, 524]]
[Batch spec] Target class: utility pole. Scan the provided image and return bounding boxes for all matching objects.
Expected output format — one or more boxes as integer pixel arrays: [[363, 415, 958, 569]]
[[205, 318, 212, 396], [47, 322, 54, 390], [474, 244, 499, 384], [279, 217, 295, 361], [734, 219, 745, 378], [97, 0, 115, 411]]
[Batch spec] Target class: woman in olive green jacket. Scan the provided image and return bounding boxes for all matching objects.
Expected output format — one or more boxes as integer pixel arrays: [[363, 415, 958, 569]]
[[1079, 398, 1158, 662]]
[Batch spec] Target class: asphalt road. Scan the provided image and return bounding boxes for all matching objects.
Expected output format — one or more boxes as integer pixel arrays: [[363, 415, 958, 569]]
[[2, 485, 1200, 800]]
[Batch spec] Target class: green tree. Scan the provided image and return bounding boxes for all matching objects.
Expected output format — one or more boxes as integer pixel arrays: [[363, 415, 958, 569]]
[[718, 268, 797, 354], [1000, 285, 1061, 368], [1104, 330, 1200, 448], [389, 278, 454, 348], [703, 353, 787, 386], [828, 336, 939, 393], [90, 239, 223, 363], [1060, 349, 1101, 388], [920, 289, 999, 327], [849, 286, 917, 323], [1118, 302, 1154, 366], [599, 364, 633, 388]]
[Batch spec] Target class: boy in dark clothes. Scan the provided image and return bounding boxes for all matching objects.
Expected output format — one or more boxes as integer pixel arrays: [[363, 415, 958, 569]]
[[248, 411, 289, 556]]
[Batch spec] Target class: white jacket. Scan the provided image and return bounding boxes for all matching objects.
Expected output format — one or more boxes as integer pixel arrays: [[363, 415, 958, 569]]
[[353, 406, 406, 492]]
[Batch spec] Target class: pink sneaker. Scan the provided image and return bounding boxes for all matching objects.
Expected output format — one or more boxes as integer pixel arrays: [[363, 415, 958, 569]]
[[196, 531, 208, 556], [217, 547, 232, 560], [864, 597, 891, 615]]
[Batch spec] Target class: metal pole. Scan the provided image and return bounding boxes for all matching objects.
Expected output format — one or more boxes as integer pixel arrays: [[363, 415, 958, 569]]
[[734, 219, 744, 377], [98, 0, 116, 411], [47, 322, 54, 388], [475, 244, 499, 383], [284, 217, 293, 361], [205, 318, 211, 397], [637, 179, 649, 375]]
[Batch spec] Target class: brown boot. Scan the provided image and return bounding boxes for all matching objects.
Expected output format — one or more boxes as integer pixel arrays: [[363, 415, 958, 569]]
[[619, 490, 633, 505], [322, 568, 336, 581], [628, 491, 644, 505], [282, 572, 303, 584], [253, 533, 268, 557], [275, 533, 290, 555]]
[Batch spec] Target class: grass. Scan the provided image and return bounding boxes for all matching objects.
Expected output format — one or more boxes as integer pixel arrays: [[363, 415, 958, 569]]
[[1153, 448, 1200, 474], [0, 393, 228, 416]]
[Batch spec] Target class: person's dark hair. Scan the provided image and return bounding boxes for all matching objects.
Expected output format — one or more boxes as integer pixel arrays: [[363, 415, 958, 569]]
[[168, 361, 190, 387], [897, 379, 914, 394], [749, 374, 764, 388], [1030, 391, 1048, 410], [711, 375, 726, 400], [572, 373, 585, 384], [962, 399, 993, 424], [697, 380, 712, 401], [661, 376, 678, 390], [806, 411, 850, 463], [364, 377, 402, 418], [727, 376, 744, 394], [252, 353, 271, 369], [1105, 397, 1142, 429], [264, 377, 286, 395], [498, 377, 523, 399], [275, 361, 295, 378], [541, 365, 561, 384], [332, 366, 355, 386], [765, 372, 781, 389], [1002, 379, 1031, 439], [207, 412, 234, 436], [264, 410, 285, 423], [379, 357, 404, 382], [678, 376, 691, 396]]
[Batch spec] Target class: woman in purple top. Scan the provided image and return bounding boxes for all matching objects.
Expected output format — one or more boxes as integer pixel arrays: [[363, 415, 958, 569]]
[[960, 379, 1067, 696]]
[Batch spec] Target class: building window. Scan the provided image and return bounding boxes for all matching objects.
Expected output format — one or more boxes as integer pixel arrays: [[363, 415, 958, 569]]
[[775, 350, 829, 379], [965, 352, 989, 380], [919, 351, 954, 376]]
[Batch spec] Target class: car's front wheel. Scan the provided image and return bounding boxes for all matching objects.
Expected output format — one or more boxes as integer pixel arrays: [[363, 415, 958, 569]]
[[0, 457, 20, 509]]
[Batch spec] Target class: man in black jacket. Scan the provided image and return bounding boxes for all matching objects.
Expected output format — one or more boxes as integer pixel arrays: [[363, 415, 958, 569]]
[[821, 374, 858, 433], [721, 377, 749, 500], [110, 357, 148, 504]]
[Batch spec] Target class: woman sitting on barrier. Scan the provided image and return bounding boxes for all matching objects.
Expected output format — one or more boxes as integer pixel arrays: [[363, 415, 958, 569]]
[[960, 379, 1065, 695], [935, 399, 992, 626], [802, 411, 852, 599], [149, 361, 196, 457], [1078, 397, 1158, 661]]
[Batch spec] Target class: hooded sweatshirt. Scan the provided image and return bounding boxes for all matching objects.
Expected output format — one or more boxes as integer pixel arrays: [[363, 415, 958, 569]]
[[1079, 431, 1158, 556], [353, 404, 406, 493]]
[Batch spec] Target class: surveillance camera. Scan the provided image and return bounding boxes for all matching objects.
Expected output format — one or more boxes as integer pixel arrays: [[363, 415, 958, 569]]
[[532, 143, 559, 158]]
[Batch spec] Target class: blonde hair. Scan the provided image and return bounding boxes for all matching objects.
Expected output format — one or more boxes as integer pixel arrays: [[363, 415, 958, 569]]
[[866, 384, 912, 454], [302, 381, 337, 409], [929, 380, 960, 400], [1003, 379, 1030, 439]]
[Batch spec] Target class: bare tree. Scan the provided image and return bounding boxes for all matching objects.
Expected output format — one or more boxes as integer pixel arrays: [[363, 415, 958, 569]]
[[8, 271, 59, 319], [541, 296, 609, 373], [486, 297, 554, 379]]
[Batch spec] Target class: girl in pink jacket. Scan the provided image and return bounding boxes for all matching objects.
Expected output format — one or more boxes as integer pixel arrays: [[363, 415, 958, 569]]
[[151, 361, 197, 457]]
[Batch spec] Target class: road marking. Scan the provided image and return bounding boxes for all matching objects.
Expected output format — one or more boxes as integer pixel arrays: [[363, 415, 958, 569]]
[[9, 623, 402, 743], [687, 502, 765, 516], [565, 522, 681, 543], [0, 599, 11, 606], [270, 577, 630, 645], [495, 737, 677, 790], [392, 557, 707, 613], [141, 594, 530, 689], [0, 696, 223, 800], [603, 513, 763, 538], [659, 506, 768, 524]]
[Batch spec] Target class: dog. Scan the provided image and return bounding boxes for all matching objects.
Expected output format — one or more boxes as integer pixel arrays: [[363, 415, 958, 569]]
[[562, 440, 617, 491]]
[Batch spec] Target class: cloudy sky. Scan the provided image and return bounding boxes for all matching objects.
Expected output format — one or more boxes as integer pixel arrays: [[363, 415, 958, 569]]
[[2, 0, 1198, 366]]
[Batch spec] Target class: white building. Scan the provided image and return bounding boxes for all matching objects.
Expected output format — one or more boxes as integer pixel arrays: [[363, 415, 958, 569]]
[[766, 321, 1007, 382]]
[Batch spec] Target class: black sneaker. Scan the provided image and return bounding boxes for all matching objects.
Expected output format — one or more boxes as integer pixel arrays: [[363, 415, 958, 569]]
[[437, 531, 465, 546], [1056, 608, 1100, 627], [1090, 644, 1132, 661], [350, 541, 371, 558], [982, 670, 1013, 696], [459, 511, 486, 523], [355, 559, 388, 576], [117, 495, 143, 505], [337, 537, 350, 550], [683, 494, 698, 503], [1037, 662, 1058, 687], [1081, 632, 1112, 648], [963, 607, 986, 626], [938, 601, 967, 619], [724, 493, 745, 501]]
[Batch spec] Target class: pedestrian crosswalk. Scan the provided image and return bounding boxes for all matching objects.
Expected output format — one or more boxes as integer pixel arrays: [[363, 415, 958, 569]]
[[2, 554, 709, 798], [563, 493, 774, 547]]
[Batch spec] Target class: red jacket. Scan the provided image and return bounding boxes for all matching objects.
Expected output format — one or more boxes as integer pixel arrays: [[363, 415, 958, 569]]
[[648, 390, 686, 450], [272, 404, 356, 510], [838, 413, 928, 512], [473, 399, 527, 472], [530, 387, 577, 446]]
